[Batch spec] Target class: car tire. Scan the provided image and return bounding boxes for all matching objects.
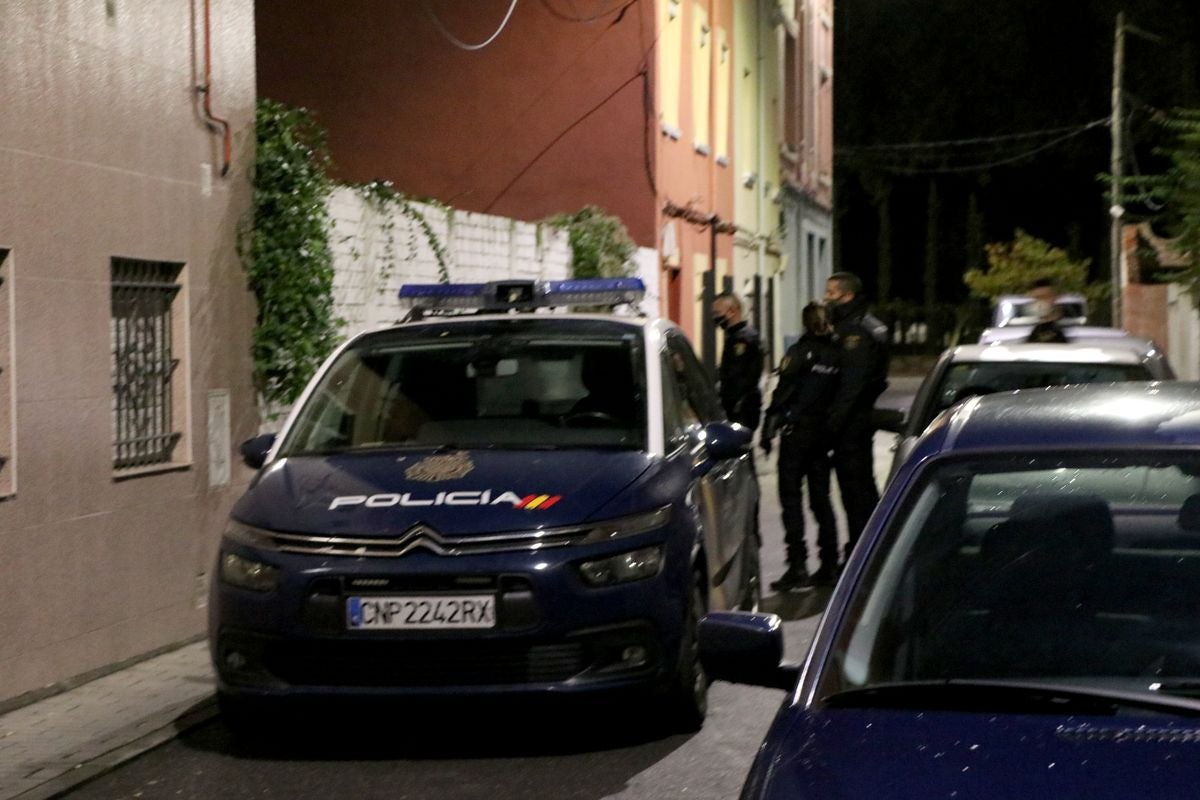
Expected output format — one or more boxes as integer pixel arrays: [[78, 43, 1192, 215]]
[[738, 523, 762, 613], [663, 575, 709, 733]]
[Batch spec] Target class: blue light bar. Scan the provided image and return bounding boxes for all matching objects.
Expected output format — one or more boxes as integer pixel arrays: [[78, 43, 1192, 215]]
[[398, 278, 645, 312], [543, 278, 645, 307], [397, 283, 487, 310]]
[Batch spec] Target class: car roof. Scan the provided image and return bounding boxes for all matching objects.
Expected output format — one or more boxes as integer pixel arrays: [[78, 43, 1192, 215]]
[[352, 312, 671, 342], [914, 382, 1200, 459], [979, 325, 1150, 345], [947, 341, 1149, 366]]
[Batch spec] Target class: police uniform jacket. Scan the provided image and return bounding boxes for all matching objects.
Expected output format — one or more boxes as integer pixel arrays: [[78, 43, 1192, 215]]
[[828, 295, 889, 433], [766, 333, 841, 427], [718, 320, 764, 421]]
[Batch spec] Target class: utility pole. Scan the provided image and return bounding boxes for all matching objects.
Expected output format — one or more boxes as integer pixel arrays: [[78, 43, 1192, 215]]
[[1110, 14, 1164, 329], [1110, 11, 1125, 329]]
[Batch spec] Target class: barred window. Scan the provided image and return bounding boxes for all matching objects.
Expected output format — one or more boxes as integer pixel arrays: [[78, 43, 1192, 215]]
[[111, 258, 184, 470]]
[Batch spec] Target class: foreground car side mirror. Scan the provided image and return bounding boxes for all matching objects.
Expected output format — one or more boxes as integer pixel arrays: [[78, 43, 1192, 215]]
[[699, 611, 800, 691], [239, 433, 277, 469]]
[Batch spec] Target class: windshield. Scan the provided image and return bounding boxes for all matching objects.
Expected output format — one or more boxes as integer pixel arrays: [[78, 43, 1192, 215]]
[[278, 325, 647, 455], [926, 360, 1151, 425], [821, 453, 1200, 699]]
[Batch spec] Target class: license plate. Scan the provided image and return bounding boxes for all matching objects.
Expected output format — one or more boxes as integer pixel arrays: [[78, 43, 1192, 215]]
[[346, 595, 496, 630]]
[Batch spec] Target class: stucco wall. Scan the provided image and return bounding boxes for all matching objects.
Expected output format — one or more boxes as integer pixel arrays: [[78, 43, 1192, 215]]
[[0, 0, 257, 705]]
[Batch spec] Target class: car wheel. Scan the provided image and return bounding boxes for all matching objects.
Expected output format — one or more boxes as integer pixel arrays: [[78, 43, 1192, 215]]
[[664, 575, 709, 733], [738, 524, 762, 613]]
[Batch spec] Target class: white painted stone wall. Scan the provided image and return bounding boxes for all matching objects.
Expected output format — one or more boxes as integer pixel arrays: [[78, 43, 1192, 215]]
[[327, 186, 572, 337], [1168, 283, 1200, 380]]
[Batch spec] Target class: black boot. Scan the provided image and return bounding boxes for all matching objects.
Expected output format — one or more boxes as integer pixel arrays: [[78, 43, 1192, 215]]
[[770, 564, 812, 592]]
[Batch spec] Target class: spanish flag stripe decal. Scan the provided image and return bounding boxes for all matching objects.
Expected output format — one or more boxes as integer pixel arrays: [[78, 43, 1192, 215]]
[[517, 494, 538, 509], [539, 495, 561, 509], [525, 495, 549, 510]]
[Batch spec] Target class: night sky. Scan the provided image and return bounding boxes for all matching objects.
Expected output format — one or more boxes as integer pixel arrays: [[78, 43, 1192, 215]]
[[834, 0, 1200, 305]]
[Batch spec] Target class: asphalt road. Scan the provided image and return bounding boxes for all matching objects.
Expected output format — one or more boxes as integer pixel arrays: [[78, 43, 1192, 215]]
[[61, 381, 922, 800]]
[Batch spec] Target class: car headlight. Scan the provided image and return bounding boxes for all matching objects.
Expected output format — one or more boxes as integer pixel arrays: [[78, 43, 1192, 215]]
[[580, 506, 671, 544], [220, 552, 280, 592], [578, 545, 663, 587]]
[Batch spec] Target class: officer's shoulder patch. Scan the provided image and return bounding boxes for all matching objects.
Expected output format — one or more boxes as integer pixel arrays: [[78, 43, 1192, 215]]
[[735, 342, 746, 356]]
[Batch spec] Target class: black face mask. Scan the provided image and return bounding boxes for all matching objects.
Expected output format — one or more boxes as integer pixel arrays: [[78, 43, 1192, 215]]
[[712, 315, 729, 330]]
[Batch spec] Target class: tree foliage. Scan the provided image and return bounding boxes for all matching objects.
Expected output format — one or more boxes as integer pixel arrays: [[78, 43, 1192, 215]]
[[240, 99, 340, 409], [963, 229, 1091, 299], [1117, 107, 1200, 300], [546, 206, 636, 279]]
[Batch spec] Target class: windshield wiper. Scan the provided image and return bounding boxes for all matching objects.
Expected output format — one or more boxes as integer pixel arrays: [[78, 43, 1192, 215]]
[[822, 679, 1200, 718]]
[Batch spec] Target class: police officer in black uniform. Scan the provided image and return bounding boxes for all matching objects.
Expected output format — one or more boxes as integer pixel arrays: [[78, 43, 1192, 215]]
[[824, 272, 889, 556], [760, 303, 841, 591], [711, 292, 763, 431]]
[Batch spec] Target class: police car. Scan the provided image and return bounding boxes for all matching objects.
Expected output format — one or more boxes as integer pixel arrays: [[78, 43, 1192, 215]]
[[700, 382, 1200, 798], [209, 278, 760, 732]]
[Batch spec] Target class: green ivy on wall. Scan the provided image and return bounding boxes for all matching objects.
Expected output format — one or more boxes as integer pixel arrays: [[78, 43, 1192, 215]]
[[355, 180, 452, 285], [545, 205, 636, 279], [239, 99, 341, 408]]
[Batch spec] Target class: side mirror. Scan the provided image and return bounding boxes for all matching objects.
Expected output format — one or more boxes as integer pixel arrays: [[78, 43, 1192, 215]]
[[692, 422, 753, 477], [699, 611, 799, 690], [704, 421, 753, 460], [239, 433, 277, 469], [872, 407, 906, 434]]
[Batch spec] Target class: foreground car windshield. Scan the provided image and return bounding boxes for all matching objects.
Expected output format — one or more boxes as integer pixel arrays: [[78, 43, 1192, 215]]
[[279, 326, 646, 454], [823, 453, 1200, 697]]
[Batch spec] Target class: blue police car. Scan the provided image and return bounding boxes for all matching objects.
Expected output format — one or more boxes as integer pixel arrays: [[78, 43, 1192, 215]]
[[210, 278, 760, 731], [702, 382, 1200, 797]]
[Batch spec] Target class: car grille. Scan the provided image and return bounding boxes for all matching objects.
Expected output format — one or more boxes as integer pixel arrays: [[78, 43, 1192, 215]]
[[264, 640, 587, 687], [259, 524, 591, 558]]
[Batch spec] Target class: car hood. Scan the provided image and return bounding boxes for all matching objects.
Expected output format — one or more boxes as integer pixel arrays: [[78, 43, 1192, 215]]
[[231, 449, 655, 535], [752, 708, 1200, 799]]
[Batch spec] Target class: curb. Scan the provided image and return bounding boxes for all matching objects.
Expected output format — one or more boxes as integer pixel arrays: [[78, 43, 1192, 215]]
[[8, 698, 218, 800]]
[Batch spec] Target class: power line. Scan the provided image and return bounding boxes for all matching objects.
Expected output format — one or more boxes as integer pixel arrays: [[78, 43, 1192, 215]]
[[539, 0, 639, 23], [838, 118, 1110, 153], [838, 118, 1110, 175], [423, 0, 519, 51], [484, 68, 648, 211]]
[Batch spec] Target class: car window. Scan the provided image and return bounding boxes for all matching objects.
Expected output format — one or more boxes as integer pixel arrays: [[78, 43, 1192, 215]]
[[666, 334, 724, 423], [824, 453, 1200, 695], [927, 361, 1152, 424], [660, 349, 692, 447], [279, 332, 647, 454]]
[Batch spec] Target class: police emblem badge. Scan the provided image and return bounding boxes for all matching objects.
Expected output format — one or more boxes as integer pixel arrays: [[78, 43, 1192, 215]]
[[405, 452, 475, 482], [735, 343, 746, 356]]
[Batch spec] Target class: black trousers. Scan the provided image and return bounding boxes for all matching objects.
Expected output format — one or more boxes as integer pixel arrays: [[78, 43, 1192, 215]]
[[832, 408, 880, 556], [777, 420, 838, 571]]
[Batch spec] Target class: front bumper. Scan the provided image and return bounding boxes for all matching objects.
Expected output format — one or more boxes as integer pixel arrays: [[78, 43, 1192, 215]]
[[210, 533, 692, 699]]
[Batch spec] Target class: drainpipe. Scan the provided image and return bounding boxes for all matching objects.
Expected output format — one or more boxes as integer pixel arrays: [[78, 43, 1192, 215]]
[[197, 0, 232, 177]]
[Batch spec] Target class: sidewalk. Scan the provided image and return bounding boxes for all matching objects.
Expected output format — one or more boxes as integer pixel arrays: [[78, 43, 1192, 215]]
[[0, 642, 216, 800], [0, 374, 927, 800]]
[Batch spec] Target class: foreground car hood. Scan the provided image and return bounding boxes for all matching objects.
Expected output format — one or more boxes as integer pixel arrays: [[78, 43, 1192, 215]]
[[752, 709, 1200, 799], [232, 449, 655, 535]]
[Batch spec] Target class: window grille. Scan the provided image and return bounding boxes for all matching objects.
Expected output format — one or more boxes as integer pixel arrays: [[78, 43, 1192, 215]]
[[111, 258, 183, 469]]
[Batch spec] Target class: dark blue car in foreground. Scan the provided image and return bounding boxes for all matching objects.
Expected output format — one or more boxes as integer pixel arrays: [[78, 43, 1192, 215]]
[[703, 382, 1200, 798], [210, 279, 760, 732]]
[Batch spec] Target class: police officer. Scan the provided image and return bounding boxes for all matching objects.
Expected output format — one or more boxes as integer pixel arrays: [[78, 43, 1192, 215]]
[[712, 292, 763, 431], [824, 272, 889, 555], [760, 303, 841, 591]]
